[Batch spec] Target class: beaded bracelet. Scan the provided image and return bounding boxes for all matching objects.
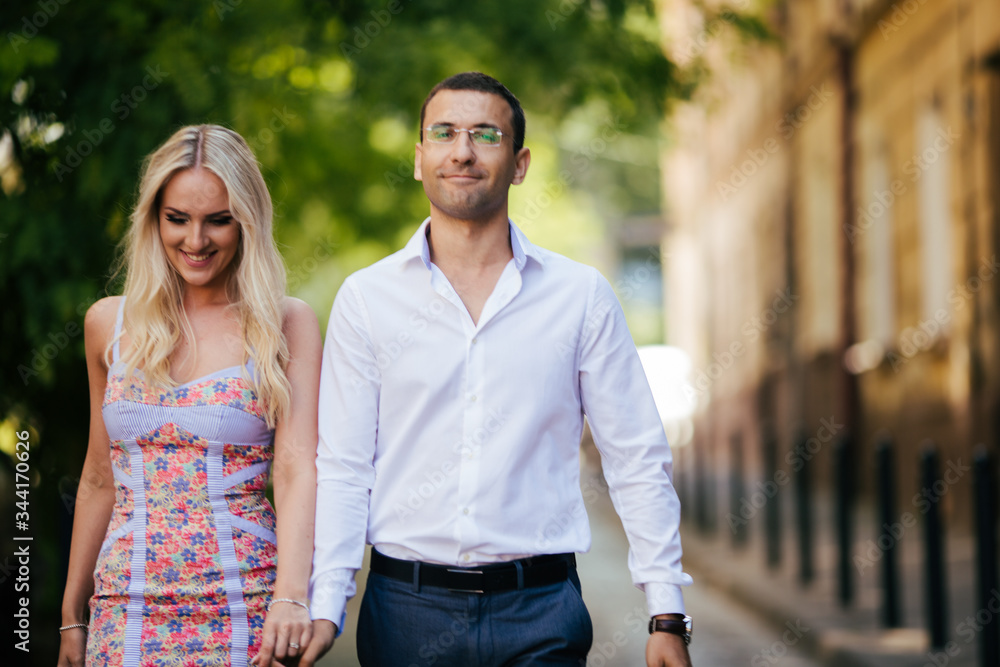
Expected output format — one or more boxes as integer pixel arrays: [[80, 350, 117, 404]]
[[59, 623, 88, 633], [267, 598, 309, 613]]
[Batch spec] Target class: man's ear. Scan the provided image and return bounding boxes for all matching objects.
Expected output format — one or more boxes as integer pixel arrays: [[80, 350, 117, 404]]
[[413, 143, 423, 182], [511, 147, 531, 185]]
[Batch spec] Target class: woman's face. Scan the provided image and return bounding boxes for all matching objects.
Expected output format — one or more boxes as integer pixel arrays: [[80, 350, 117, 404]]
[[158, 168, 241, 293]]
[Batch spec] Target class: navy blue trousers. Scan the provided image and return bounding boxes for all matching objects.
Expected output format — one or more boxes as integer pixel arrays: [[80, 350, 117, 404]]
[[356, 563, 593, 666]]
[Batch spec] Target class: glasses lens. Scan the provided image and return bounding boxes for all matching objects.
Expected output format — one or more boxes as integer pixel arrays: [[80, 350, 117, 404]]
[[472, 128, 501, 145], [427, 125, 455, 143]]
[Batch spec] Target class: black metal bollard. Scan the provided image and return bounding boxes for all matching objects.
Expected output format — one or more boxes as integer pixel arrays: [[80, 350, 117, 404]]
[[974, 445, 999, 667], [921, 443, 948, 649], [835, 433, 854, 607], [795, 430, 814, 585], [731, 434, 748, 547], [876, 436, 901, 627], [764, 430, 781, 569]]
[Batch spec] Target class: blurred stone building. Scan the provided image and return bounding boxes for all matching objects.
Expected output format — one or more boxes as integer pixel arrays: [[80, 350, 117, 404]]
[[656, 0, 1000, 534]]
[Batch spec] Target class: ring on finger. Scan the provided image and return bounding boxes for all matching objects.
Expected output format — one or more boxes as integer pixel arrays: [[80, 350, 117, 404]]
[[288, 642, 300, 650]]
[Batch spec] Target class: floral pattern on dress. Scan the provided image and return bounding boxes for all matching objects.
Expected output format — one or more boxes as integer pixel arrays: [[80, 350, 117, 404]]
[[92, 362, 277, 666], [222, 441, 273, 479], [87, 595, 127, 667], [104, 372, 267, 421]]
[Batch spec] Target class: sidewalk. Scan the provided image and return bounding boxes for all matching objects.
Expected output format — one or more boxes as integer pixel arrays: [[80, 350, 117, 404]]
[[678, 493, 985, 667]]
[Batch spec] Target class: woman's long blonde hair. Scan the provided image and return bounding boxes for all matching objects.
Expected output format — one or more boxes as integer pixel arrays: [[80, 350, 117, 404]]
[[114, 124, 291, 427]]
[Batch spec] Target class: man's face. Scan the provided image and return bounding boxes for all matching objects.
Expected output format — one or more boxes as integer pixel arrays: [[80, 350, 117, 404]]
[[414, 89, 530, 223]]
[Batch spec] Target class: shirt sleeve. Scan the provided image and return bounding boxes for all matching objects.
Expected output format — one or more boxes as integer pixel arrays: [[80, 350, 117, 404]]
[[577, 268, 693, 616], [309, 276, 379, 632]]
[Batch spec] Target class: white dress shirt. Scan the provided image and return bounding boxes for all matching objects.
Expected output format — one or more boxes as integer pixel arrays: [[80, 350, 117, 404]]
[[310, 218, 691, 629]]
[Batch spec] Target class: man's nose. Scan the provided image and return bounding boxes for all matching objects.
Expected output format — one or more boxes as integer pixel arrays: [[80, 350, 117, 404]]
[[449, 131, 476, 162]]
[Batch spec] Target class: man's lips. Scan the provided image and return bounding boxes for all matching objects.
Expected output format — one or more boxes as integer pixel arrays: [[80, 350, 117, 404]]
[[442, 172, 484, 181]]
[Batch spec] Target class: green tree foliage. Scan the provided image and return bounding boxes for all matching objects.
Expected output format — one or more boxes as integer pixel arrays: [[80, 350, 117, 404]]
[[0, 0, 761, 657]]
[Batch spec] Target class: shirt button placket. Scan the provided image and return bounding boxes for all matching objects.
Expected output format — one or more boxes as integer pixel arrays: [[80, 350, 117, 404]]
[[456, 331, 484, 560]]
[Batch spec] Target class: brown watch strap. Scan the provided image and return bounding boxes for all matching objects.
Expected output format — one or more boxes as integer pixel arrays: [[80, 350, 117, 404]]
[[648, 617, 692, 645]]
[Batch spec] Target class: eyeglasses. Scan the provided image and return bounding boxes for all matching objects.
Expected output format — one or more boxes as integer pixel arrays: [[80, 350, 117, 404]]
[[423, 124, 505, 147]]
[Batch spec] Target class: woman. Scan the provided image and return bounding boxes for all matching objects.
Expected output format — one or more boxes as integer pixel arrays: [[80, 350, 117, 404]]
[[57, 125, 321, 666]]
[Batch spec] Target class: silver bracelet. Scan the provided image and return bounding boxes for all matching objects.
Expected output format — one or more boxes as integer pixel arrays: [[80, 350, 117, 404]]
[[59, 623, 88, 633], [267, 598, 309, 613]]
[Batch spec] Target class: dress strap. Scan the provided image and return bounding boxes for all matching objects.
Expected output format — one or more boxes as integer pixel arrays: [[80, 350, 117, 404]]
[[113, 296, 126, 363]]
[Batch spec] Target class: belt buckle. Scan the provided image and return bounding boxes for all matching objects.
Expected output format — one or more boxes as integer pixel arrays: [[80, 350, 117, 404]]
[[446, 568, 484, 594]]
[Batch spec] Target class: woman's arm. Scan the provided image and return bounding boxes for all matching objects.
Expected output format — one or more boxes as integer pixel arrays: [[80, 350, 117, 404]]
[[254, 298, 321, 666], [57, 297, 120, 667]]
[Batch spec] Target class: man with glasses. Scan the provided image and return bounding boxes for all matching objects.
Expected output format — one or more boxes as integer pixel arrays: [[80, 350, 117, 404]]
[[304, 72, 693, 667]]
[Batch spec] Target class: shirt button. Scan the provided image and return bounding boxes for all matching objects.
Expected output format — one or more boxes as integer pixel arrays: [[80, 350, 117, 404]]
[[462, 554, 471, 562], [471, 337, 478, 345], [463, 507, 470, 515], [469, 394, 477, 402]]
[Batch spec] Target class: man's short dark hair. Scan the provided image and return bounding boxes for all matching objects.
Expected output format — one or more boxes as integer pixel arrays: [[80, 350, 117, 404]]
[[419, 72, 525, 154]]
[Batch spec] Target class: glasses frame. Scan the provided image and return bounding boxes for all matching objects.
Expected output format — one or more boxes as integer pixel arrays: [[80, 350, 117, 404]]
[[423, 125, 506, 147]]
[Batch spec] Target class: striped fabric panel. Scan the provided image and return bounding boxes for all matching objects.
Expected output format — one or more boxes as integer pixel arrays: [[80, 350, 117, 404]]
[[122, 441, 147, 667], [100, 518, 134, 554], [223, 460, 271, 490], [231, 516, 277, 545], [103, 402, 271, 447], [207, 441, 250, 667]]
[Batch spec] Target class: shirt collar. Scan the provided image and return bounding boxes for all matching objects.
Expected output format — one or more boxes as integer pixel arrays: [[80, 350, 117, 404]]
[[399, 217, 545, 272]]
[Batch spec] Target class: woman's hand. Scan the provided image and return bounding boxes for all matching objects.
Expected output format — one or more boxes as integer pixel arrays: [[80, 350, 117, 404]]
[[252, 601, 312, 666], [56, 627, 88, 667]]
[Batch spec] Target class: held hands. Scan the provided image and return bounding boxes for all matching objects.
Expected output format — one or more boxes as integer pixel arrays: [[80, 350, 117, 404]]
[[56, 627, 88, 667], [297, 620, 337, 666], [646, 631, 692, 667], [252, 599, 312, 667]]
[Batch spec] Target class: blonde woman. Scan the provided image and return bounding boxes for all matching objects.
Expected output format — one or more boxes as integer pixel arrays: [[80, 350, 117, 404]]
[[57, 125, 321, 667]]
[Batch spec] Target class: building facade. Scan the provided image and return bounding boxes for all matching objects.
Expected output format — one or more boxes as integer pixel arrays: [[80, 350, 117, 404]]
[[657, 0, 1000, 534]]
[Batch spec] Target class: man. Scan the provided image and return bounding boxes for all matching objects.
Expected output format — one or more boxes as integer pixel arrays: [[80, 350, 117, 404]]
[[303, 72, 693, 667]]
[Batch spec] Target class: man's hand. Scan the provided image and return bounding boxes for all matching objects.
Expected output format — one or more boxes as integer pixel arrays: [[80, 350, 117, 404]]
[[298, 620, 337, 666], [646, 631, 692, 667]]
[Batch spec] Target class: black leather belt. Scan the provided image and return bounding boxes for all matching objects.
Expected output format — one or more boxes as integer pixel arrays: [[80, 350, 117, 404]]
[[370, 549, 575, 594]]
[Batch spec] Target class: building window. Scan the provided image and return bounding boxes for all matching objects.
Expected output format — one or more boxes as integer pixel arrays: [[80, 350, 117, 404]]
[[916, 105, 955, 327], [862, 148, 896, 346]]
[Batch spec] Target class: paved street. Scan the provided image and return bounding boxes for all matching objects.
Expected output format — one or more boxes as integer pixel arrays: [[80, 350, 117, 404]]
[[318, 460, 823, 666]]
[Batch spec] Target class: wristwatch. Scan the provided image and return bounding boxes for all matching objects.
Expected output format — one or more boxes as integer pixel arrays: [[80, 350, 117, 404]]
[[648, 615, 693, 645]]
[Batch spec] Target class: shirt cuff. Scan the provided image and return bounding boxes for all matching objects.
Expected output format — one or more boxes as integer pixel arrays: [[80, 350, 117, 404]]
[[643, 582, 686, 617], [308, 581, 350, 637]]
